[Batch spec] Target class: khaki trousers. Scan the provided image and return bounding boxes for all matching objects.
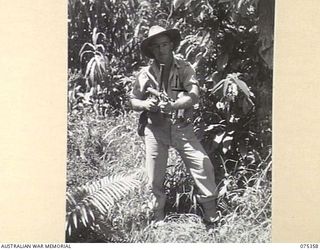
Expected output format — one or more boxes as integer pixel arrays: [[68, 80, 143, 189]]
[[144, 119, 218, 212]]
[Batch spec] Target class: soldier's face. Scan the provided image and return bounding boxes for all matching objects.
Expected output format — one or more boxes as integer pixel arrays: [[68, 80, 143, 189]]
[[149, 35, 173, 64]]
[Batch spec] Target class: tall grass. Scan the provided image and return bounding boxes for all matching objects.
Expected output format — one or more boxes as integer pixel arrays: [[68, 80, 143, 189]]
[[67, 111, 271, 243], [67, 111, 144, 188]]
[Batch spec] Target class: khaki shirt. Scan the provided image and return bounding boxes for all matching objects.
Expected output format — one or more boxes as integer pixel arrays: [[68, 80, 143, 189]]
[[130, 55, 199, 101], [130, 55, 199, 123]]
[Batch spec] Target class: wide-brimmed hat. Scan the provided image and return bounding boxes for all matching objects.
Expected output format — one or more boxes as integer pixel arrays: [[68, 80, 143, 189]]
[[141, 25, 181, 58]]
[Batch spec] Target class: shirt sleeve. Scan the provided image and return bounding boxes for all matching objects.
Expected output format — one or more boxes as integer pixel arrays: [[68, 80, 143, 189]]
[[181, 62, 199, 92], [130, 68, 150, 100]]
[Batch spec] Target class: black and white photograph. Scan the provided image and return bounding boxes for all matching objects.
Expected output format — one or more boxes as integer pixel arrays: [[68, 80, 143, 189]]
[[66, 0, 274, 243]]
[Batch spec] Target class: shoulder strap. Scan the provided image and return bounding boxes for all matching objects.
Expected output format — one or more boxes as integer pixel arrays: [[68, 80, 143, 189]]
[[175, 64, 187, 92]]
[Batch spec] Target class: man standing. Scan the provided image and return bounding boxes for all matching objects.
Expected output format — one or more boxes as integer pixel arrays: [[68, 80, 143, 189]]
[[130, 25, 218, 224]]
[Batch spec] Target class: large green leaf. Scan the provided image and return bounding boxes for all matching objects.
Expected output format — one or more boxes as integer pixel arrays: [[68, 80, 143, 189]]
[[84, 57, 95, 78], [229, 74, 254, 99], [209, 79, 226, 94], [79, 50, 94, 62], [89, 61, 97, 85], [95, 44, 106, 54], [79, 43, 95, 57]]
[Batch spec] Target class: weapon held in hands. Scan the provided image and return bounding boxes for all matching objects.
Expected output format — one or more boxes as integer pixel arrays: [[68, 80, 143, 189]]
[[137, 64, 186, 136], [145, 64, 171, 102], [146, 87, 173, 103]]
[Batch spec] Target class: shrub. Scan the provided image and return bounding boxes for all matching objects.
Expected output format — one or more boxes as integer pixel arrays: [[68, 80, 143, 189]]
[[66, 0, 274, 243]]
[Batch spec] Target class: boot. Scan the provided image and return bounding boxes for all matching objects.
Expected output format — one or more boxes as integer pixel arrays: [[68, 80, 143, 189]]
[[152, 208, 165, 227], [151, 195, 166, 223], [153, 208, 165, 222], [202, 200, 219, 224]]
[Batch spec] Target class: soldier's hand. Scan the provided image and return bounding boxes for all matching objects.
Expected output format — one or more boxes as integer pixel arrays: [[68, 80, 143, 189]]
[[159, 100, 174, 113], [144, 98, 159, 112]]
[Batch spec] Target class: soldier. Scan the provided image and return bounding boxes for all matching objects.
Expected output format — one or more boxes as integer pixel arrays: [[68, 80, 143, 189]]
[[130, 25, 219, 225]]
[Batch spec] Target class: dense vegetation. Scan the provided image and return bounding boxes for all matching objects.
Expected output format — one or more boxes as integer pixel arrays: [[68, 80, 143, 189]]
[[67, 0, 274, 243]]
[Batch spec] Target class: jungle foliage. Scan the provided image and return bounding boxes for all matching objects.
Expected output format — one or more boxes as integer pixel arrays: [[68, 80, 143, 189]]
[[67, 0, 274, 243]]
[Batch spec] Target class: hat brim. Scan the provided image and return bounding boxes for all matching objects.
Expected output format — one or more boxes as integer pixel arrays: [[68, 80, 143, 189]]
[[141, 29, 181, 58]]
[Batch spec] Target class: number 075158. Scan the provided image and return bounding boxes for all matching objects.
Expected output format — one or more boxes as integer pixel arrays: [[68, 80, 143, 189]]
[[300, 244, 319, 249]]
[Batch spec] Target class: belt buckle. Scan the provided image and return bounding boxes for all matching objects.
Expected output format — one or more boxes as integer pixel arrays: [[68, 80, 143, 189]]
[[172, 117, 184, 125]]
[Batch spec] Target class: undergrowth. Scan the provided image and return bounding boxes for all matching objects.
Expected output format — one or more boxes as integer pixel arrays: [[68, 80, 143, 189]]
[[66, 111, 271, 243], [67, 111, 144, 188]]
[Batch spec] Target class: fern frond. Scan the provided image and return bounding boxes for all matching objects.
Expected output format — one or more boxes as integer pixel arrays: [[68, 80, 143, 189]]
[[79, 204, 88, 227], [66, 172, 142, 237]]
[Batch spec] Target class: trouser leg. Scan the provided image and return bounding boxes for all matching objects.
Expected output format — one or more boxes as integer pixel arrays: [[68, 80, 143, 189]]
[[174, 124, 218, 220], [177, 139, 218, 203], [144, 127, 169, 219]]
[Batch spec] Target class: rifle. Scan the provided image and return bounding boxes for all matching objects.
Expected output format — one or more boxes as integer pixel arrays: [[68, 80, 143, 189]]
[[137, 87, 172, 136], [146, 86, 173, 103], [136, 64, 185, 136], [146, 86, 186, 120]]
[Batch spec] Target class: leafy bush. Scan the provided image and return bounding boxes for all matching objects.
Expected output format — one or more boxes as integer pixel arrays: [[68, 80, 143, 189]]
[[68, 0, 273, 121], [67, 0, 274, 243]]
